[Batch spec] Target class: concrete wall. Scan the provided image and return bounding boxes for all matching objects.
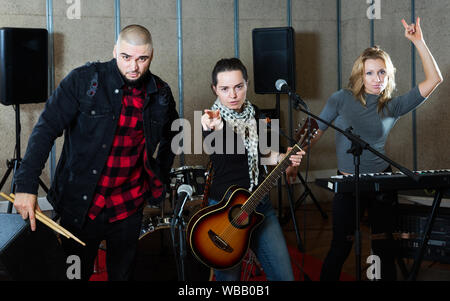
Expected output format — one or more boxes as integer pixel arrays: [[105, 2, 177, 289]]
[[0, 0, 448, 200], [337, 0, 450, 173], [0, 0, 49, 194]]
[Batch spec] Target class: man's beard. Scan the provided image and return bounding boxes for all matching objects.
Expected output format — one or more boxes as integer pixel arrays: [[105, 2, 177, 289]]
[[121, 69, 151, 88]]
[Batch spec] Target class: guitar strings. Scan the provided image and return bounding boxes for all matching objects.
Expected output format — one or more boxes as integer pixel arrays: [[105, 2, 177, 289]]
[[217, 153, 294, 243], [212, 122, 318, 244], [218, 147, 299, 242], [199, 120, 318, 265]]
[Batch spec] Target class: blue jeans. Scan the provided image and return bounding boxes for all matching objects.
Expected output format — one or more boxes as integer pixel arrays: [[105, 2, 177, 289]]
[[208, 195, 294, 281]]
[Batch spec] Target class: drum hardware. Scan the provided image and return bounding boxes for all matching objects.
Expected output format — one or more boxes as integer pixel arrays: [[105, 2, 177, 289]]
[[139, 216, 172, 240], [167, 166, 206, 280], [170, 184, 194, 281], [134, 223, 209, 281], [136, 165, 208, 280], [169, 165, 207, 202]]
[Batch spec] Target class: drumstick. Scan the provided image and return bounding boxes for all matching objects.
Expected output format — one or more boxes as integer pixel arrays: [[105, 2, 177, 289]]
[[1, 192, 68, 239], [1, 192, 86, 246], [34, 212, 71, 239], [9, 193, 87, 247], [11, 194, 71, 237], [8, 193, 86, 246]]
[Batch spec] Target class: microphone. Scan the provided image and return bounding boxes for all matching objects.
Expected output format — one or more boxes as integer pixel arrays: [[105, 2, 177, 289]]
[[275, 79, 308, 110], [275, 79, 290, 93], [173, 184, 193, 219], [177, 184, 193, 202]]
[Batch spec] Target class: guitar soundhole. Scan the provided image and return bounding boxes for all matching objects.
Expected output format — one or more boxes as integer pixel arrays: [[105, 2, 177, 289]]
[[228, 205, 250, 229]]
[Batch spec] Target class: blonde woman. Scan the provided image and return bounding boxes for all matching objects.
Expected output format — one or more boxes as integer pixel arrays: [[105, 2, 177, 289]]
[[308, 17, 442, 281]]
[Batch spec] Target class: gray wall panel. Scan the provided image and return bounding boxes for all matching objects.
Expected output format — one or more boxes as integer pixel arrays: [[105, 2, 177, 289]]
[[0, 0, 448, 200]]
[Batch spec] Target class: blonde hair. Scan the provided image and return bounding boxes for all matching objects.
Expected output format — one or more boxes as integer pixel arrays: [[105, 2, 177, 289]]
[[347, 46, 396, 112]]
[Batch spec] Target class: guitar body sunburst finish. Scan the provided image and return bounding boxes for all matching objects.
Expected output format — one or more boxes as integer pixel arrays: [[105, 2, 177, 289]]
[[187, 118, 318, 270], [186, 186, 264, 270]]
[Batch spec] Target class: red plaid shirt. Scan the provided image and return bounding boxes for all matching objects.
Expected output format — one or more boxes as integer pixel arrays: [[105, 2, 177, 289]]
[[88, 85, 163, 222]]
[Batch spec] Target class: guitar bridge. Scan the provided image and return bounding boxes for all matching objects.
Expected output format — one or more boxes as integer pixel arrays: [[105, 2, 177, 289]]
[[208, 230, 233, 253]]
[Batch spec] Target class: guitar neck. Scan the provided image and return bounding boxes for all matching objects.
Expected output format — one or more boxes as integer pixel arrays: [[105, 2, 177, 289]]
[[242, 144, 302, 214]]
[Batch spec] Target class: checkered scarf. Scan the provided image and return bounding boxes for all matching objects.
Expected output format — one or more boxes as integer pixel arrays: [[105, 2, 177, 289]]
[[212, 98, 259, 191]]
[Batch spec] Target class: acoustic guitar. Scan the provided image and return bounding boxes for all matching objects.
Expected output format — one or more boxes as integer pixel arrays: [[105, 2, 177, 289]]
[[186, 118, 319, 270]]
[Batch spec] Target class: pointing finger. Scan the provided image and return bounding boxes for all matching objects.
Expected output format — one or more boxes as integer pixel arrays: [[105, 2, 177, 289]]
[[204, 109, 214, 118], [29, 209, 36, 231], [212, 110, 220, 119]]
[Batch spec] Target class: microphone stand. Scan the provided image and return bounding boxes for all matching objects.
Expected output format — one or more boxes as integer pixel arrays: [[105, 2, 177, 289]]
[[170, 188, 191, 281], [267, 103, 317, 281], [288, 91, 420, 281], [286, 94, 329, 220]]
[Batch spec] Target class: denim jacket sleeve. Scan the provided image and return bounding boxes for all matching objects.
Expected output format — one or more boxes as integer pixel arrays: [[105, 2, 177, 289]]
[[14, 68, 82, 194], [150, 83, 179, 184]]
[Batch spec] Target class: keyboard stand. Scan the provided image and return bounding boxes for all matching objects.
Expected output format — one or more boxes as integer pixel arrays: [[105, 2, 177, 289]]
[[407, 188, 445, 281]]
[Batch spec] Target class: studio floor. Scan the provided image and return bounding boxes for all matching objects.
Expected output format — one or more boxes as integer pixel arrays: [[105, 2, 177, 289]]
[[282, 198, 450, 281], [3, 184, 449, 282], [126, 184, 450, 282]]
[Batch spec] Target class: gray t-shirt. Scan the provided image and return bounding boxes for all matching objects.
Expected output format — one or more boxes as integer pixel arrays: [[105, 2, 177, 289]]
[[317, 86, 426, 173]]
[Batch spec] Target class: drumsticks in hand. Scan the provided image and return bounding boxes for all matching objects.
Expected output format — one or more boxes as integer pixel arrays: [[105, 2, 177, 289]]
[[0, 192, 86, 246]]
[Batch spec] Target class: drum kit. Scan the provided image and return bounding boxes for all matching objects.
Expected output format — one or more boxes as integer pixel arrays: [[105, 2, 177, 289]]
[[135, 165, 210, 280], [139, 165, 206, 239]]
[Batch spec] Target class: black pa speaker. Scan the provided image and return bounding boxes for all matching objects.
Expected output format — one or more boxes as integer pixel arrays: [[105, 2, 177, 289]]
[[252, 27, 296, 94], [0, 213, 66, 280], [0, 27, 48, 105]]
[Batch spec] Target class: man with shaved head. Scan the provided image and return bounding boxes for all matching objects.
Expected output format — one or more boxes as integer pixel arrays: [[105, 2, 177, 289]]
[[114, 24, 154, 86], [13, 25, 179, 280]]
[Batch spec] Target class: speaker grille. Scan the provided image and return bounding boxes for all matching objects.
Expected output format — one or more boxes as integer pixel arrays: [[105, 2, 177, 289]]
[[252, 27, 295, 94], [0, 27, 48, 105]]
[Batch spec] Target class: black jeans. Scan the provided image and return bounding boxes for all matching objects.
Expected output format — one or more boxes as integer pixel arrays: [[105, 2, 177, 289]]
[[320, 172, 399, 281], [60, 209, 143, 281]]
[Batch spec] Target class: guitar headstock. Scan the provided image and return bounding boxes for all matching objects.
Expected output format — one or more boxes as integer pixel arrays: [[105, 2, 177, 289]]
[[294, 117, 319, 148]]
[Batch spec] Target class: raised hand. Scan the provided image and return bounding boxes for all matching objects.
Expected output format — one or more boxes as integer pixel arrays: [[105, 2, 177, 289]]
[[201, 109, 223, 131], [401, 17, 424, 44], [401, 17, 443, 98]]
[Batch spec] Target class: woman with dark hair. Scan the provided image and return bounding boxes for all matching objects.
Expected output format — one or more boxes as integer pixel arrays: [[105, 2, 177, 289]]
[[303, 18, 442, 281], [199, 57, 305, 281]]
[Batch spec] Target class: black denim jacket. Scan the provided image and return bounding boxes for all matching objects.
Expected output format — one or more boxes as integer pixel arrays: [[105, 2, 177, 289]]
[[14, 59, 179, 228]]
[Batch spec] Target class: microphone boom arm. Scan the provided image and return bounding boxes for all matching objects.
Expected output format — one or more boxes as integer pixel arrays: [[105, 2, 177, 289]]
[[292, 103, 419, 182]]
